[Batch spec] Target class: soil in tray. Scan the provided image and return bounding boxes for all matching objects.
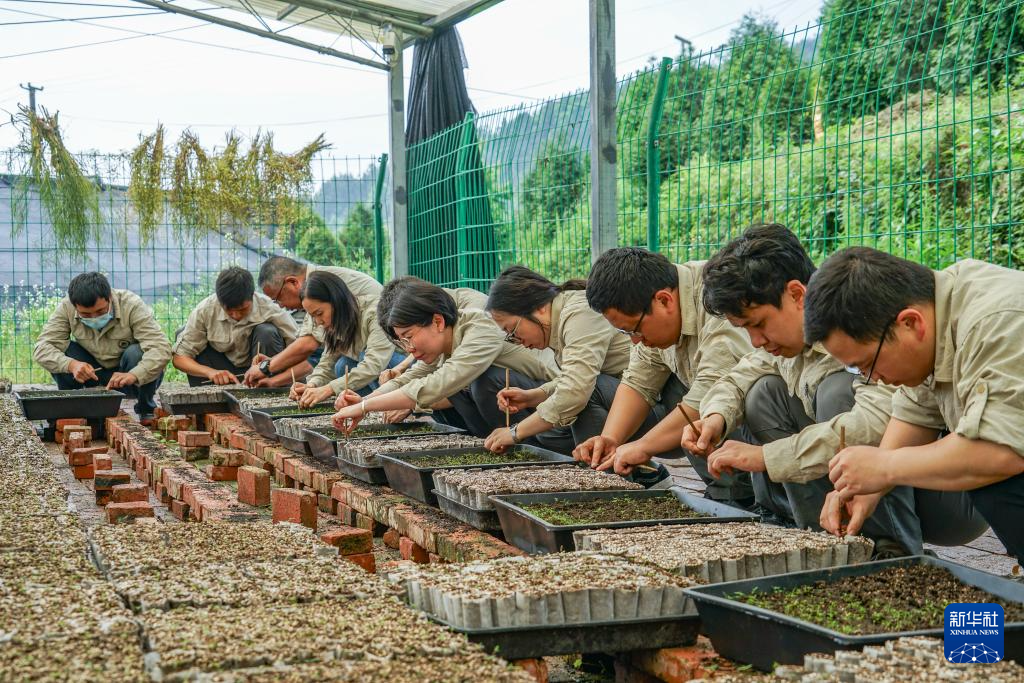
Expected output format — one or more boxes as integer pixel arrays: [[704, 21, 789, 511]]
[[317, 425, 437, 439], [733, 564, 1024, 635], [19, 389, 121, 397], [522, 495, 706, 525], [398, 450, 542, 468], [265, 405, 336, 416]]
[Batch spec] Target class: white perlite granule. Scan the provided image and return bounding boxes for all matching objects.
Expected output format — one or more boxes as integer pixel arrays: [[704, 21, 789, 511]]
[[432, 464, 642, 509]]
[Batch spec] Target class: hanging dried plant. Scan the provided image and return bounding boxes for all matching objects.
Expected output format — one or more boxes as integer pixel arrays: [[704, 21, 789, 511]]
[[127, 124, 166, 243]]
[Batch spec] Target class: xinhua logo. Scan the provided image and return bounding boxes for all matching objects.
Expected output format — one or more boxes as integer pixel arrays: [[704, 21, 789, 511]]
[[945, 603, 1004, 663]]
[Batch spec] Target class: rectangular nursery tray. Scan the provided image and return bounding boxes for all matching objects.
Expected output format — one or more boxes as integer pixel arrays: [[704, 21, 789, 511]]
[[685, 554, 1024, 671], [16, 388, 125, 421], [276, 433, 312, 456], [433, 488, 502, 532], [491, 487, 758, 554], [336, 454, 389, 484], [223, 387, 292, 416], [379, 445, 573, 506], [304, 423, 466, 470], [249, 405, 336, 439], [431, 613, 700, 660], [160, 400, 228, 416]]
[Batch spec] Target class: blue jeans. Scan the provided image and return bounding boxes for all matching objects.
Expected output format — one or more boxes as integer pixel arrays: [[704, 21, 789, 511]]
[[52, 341, 163, 416], [334, 351, 406, 396]]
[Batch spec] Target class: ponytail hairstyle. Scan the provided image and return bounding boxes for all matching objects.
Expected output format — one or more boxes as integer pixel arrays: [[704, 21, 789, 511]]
[[486, 265, 586, 322], [377, 276, 458, 342], [300, 270, 360, 354]]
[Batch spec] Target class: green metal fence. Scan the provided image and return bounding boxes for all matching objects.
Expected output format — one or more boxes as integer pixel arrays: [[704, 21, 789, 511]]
[[407, 0, 1024, 285], [0, 152, 389, 383]]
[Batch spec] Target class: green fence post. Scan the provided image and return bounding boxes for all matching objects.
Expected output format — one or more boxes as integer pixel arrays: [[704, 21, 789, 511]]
[[373, 152, 389, 283], [454, 112, 476, 288], [646, 57, 673, 253]]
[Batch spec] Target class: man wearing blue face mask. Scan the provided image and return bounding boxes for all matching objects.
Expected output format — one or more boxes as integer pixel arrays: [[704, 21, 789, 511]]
[[34, 272, 173, 420]]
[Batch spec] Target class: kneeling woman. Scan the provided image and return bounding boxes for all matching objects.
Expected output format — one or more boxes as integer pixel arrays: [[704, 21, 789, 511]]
[[290, 271, 402, 407], [483, 266, 632, 455], [331, 277, 558, 440]]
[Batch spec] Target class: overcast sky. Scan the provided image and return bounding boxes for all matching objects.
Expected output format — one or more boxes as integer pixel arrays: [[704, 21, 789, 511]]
[[0, 0, 822, 158]]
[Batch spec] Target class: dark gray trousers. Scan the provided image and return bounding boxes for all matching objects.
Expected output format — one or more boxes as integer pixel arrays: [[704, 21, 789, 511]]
[[175, 323, 286, 387]]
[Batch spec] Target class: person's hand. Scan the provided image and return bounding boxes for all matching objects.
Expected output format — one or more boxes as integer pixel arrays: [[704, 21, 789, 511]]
[[254, 377, 274, 388], [289, 382, 307, 401], [829, 446, 892, 496], [572, 435, 620, 468], [485, 427, 516, 453], [496, 387, 542, 414], [333, 389, 362, 411], [298, 384, 334, 409], [251, 352, 269, 366], [820, 490, 883, 537], [69, 360, 99, 384], [378, 367, 403, 384], [206, 369, 237, 386], [332, 406, 363, 434], [681, 413, 726, 456], [598, 441, 652, 476], [707, 441, 766, 478], [106, 372, 138, 390], [383, 409, 411, 424], [243, 364, 265, 387]]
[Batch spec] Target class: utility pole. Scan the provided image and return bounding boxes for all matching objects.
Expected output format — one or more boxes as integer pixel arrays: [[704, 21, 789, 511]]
[[19, 82, 43, 114]]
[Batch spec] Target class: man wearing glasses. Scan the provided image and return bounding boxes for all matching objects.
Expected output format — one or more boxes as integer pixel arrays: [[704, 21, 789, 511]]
[[573, 247, 754, 502], [804, 248, 1020, 560]]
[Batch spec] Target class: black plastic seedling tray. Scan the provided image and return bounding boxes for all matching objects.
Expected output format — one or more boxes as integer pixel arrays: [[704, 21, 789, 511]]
[[685, 554, 1024, 671], [16, 388, 125, 421], [430, 613, 701, 660], [491, 487, 759, 554], [336, 455, 390, 484], [433, 488, 502, 532], [303, 423, 467, 470], [378, 445, 573, 506], [277, 433, 312, 455], [249, 405, 336, 439], [160, 400, 228, 416], [223, 387, 292, 417]]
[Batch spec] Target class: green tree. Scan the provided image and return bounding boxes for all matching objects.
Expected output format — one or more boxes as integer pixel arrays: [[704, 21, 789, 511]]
[[931, 0, 1024, 92], [296, 225, 342, 265], [520, 137, 586, 237]]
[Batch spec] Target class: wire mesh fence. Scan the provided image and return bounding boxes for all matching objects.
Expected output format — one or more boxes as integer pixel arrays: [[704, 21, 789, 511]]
[[406, 0, 1024, 285], [0, 153, 389, 383]]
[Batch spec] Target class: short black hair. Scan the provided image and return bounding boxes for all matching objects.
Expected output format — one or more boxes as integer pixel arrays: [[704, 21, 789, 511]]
[[585, 247, 678, 315], [258, 255, 305, 289], [67, 272, 112, 307], [702, 223, 815, 318], [215, 266, 255, 309], [804, 247, 936, 344], [377, 277, 458, 342], [301, 270, 359, 354], [486, 265, 586, 317]]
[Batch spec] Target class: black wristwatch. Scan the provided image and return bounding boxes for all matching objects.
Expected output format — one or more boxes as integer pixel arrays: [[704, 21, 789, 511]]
[[259, 359, 273, 377]]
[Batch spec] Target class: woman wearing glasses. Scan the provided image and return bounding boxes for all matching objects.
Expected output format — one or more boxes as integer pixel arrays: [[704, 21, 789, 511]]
[[289, 270, 404, 407], [481, 266, 633, 457], [330, 277, 558, 439]]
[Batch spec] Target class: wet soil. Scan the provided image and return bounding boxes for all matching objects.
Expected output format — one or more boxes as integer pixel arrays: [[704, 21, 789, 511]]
[[399, 450, 542, 468], [523, 494, 705, 525]]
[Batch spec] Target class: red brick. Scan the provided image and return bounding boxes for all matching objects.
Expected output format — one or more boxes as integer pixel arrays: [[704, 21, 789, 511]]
[[335, 502, 356, 526], [93, 454, 113, 471], [63, 436, 86, 455], [209, 446, 245, 467], [72, 464, 95, 480], [354, 512, 384, 536], [320, 527, 372, 555], [382, 528, 401, 549], [112, 483, 149, 503], [157, 483, 172, 505], [105, 501, 155, 523], [237, 466, 270, 507], [170, 499, 190, 521], [229, 430, 253, 452], [613, 660, 661, 683], [203, 465, 239, 481], [94, 471, 132, 491], [399, 536, 429, 564], [271, 488, 317, 529], [179, 446, 209, 462], [56, 418, 87, 429], [317, 493, 337, 515], [344, 552, 376, 573], [628, 639, 719, 683], [178, 431, 213, 447], [513, 659, 549, 683], [428, 553, 447, 564], [63, 425, 92, 442]]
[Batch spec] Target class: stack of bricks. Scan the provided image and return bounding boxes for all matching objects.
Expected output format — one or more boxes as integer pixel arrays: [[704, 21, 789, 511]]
[[157, 415, 193, 444], [205, 445, 243, 481], [320, 526, 375, 572], [178, 430, 212, 462]]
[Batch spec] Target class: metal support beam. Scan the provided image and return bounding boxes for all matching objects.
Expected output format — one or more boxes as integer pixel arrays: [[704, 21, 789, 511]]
[[589, 0, 617, 261], [131, 0, 389, 69], [423, 0, 503, 29], [388, 40, 409, 277], [289, 0, 432, 37], [276, 4, 299, 20]]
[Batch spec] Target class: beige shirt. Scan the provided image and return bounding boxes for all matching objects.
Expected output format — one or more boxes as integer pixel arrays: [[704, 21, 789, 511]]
[[535, 291, 632, 427], [379, 308, 558, 411], [700, 345, 896, 483], [298, 264, 383, 343], [618, 262, 750, 411], [445, 287, 489, 311], [304, 293, 397, 394], [34, 289, 172, 385], [173, 293, 298, 368], [891, 259, 1024, 457]]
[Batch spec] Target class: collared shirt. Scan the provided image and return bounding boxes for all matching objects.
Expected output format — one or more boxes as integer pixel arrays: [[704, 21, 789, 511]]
[[445, 287, 489, 311], [379, 309, 558, 411], [304, 293, 397, 394], [34, 288, 172, 385], [173, 293, 298, 368], [891, 259, 1024, 457], [700, 344, 896, 483], [298, 264, 383, 343], [534, 291, 632, 427], [618, 262, 751, 410]]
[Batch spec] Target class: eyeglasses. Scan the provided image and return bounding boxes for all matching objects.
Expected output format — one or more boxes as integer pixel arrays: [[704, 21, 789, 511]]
[[614, 309, 647, 338], [270, 278, 288, 305], [861, 320, 894, 385], [397, 334, 416, 351], [504, 317, 524, 345]]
